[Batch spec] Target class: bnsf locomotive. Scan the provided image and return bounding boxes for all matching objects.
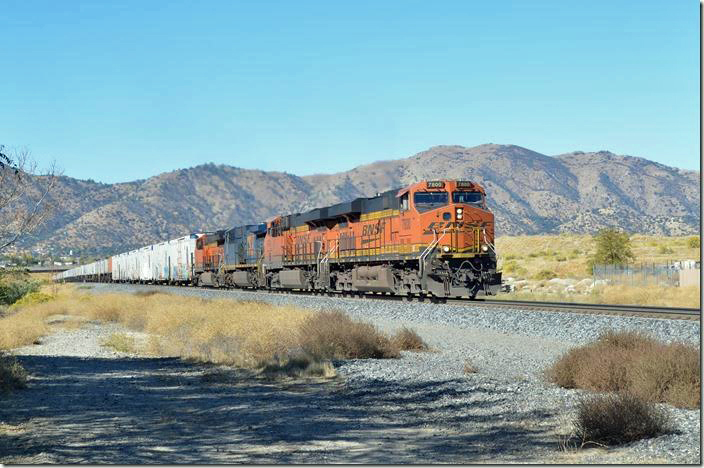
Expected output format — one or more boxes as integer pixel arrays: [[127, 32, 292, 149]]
[[55, 179, 501, 298]]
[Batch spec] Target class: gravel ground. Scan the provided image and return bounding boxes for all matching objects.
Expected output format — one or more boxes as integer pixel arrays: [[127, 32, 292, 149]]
[[0, 283, 699, 464]]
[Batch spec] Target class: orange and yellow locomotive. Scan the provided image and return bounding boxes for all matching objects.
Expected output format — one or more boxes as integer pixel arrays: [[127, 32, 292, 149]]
[[253, 179, 500, 298]]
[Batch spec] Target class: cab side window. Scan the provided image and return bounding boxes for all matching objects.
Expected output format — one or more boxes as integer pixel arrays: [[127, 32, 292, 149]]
[[400, 193, 409, 211]]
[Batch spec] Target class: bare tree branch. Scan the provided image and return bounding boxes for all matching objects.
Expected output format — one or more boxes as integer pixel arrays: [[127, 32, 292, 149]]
[[0, 147, 61, 253]]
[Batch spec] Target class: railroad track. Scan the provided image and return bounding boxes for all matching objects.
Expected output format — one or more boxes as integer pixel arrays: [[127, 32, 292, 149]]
[[87, 281, 701, 321], [471, 298, 700, 320], [316, 292, 699, 320]]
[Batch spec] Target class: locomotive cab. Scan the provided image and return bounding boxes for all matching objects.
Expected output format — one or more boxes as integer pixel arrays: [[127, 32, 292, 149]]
[[395, 180, 500, 298], [400, 180, 495, 258]]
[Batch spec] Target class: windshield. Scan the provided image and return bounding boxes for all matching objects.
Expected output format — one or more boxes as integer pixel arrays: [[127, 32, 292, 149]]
[[453, 191, 484, 206], [414, 192, 448, 213]]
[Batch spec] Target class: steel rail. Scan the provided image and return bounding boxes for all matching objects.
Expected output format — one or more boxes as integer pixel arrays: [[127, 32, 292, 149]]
[[469, 298, 700, 318]]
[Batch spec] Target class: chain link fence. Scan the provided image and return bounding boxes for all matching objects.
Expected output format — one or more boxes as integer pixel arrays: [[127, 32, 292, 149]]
[[592, 262, 699, 287]]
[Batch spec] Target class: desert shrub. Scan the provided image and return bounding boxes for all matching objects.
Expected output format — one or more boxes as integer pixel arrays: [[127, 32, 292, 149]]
[[10, 291, 53, 308], [297, 310, 400, 360], [556, 256, 567, 262], [503, 254, 517, 261], [502, 261, 527, 277], [392, 327, 428, 351], [260, 353, 336, 378], [463, 360, 478, 374], [0, 353, 28, 392], [132, 290, 168, 297], [657, 245, 674, 254], [527, 252, 539, 258], [687, 236, 700, 249], [102, 333, 136, 353], [547, 330, 700, 408], [573, 393, 672, 447], [533, 269, 557, 280]]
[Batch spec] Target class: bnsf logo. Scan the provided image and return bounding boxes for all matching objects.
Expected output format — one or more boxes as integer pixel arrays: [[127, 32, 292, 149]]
[[424, 221, 483, 234], [362, 224, 384, 236]]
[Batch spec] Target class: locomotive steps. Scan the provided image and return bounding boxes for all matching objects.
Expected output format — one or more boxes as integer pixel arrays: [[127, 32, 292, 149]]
[[0, 283, 699, 463]]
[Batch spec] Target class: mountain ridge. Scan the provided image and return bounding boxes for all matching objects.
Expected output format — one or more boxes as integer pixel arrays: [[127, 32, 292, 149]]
[[7, 143, 699, 256]]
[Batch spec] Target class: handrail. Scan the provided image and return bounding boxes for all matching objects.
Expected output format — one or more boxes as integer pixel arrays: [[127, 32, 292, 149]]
[[321, 239, 338, 265], [419, 228, 448, 277], [481, 227, 496, 255]]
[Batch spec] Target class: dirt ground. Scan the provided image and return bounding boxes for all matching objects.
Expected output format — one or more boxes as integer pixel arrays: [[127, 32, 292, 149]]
[[0, 309, 696, 464]]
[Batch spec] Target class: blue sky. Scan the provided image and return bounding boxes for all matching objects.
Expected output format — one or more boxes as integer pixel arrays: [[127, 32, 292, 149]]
[[1, 0, 698, 182]]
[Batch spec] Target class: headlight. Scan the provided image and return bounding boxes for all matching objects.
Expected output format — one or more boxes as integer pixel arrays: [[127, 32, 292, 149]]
[[456, 207, 463, 220], [481, 245, 489, 252], [442, 245, 451, 253]]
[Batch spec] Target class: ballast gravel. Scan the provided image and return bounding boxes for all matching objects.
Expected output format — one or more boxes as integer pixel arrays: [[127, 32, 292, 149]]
[[0, 283, 699, 464]]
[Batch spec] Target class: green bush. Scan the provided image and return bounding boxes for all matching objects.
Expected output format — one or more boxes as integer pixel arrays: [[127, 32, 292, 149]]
[[533, 269, 557, 280], [658, 245, 674, 254], [502, 261, 527, 277], [590, 229, 634, 266], [10, 291, 53, 308], [687, 236, 700, 249], [0, 278, 40, 305]]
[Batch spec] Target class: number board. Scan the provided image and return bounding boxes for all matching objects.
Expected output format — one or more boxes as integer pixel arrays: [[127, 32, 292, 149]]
[[426, 181, 445, 189]]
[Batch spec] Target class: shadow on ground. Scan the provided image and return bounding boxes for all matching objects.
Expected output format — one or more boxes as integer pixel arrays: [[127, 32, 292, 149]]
[[0, 354, 559, 463]]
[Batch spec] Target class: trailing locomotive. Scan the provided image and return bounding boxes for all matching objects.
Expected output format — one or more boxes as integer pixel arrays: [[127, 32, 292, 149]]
[[55, 179, 501, 298]]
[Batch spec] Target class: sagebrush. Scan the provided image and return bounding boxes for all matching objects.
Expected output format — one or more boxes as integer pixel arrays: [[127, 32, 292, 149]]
[[0, 353, 28, 392], [572, 393, 672, 447], [547, 330, 700, 408]]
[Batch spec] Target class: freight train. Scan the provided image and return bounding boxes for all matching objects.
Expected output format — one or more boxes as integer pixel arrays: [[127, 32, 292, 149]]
[[55, 179, 502, 298]]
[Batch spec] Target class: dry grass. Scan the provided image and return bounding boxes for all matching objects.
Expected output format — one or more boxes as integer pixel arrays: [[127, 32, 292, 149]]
[[497, 233, 701, 280], [28, 272, 55, 284], [2, 285, 404, 376], [497, 284, 700, 308], [547, 330, 700, 409], [0, 353, 28, 392], [102, 333, 137, 353], [0, 301, 52, 350], [496, 234, 701, 307], [392, 327, 429, 351], [593, 284, 700, 308], [297, 310, 400, 360], [463, 360, 478, 374], [571, 393, 673, 447], [497, 234, 596, 279]]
